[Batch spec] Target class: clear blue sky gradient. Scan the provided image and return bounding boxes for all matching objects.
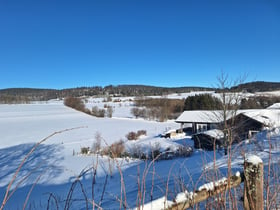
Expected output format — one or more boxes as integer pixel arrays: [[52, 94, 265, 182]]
[[0, 0, 280, 89]]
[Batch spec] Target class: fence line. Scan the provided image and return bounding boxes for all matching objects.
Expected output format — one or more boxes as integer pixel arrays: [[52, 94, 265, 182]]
[[165, 154, 263, 210]]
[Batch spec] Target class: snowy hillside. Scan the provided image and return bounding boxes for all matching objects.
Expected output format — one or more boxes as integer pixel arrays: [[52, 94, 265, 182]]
[[0, 92, 280, 209], [0, 99, 183, 209]]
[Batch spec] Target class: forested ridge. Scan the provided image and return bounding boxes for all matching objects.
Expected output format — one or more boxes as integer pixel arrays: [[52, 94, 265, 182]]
[[231, 81, 280, 92], [1, 81, 280, 103], [0, 85, 212, 102]]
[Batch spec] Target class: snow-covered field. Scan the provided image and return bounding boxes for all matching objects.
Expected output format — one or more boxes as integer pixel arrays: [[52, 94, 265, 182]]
[[0, 98, 183, 209], [0, 92, 280, 209]]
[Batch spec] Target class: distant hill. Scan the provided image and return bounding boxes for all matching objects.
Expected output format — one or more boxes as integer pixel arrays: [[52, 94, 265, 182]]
[[1, 82, 280, 103], [231, 81, 280, 92], [0, 85, 213, 103]]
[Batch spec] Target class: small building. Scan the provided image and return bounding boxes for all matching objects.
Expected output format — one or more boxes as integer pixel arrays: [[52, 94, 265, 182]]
[[192, 129, 224, 150], [233, 109, 280, 139], [175, 110, 226, 134]]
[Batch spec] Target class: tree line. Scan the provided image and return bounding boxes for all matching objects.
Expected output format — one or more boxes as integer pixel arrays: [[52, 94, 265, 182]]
[[0, 85, 212, 103], [131, 97, 185, 121], [64, 97, 114, 118], [183, 94, 280, 110]]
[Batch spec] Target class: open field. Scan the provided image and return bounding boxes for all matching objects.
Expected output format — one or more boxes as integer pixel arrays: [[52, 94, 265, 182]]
[[1, 92, 280, 209]]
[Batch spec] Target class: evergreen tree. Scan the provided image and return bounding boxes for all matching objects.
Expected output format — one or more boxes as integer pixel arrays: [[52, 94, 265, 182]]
[[184, 94, 222, 110]]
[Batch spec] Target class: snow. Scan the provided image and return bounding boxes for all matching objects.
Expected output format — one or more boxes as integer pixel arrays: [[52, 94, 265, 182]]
[[235, 171, 241, 177], [0, 92, 280, 209], [245, 154, 263, 165], [198, 182, 215, 191], [175, 191, 195, 203], [177, 109, 280, 128], [198, 177, 227, 191], [176, 110, 224, 123], [267, 103, 280, 109], [163, 91, 216, 99], [240, 109, 280, 127], [85, 96, 135, 118], [202, 129, 224, 139], [133, 197, 173, 210], [256, 90, 280, 97], [0, 99, 183, 209]]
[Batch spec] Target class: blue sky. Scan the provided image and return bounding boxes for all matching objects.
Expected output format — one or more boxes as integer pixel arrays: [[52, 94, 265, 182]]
[[0, 0, 279, 89]]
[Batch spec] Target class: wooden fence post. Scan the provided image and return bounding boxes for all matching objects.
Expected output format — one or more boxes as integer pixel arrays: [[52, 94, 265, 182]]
[[243, 155, 263, 210]]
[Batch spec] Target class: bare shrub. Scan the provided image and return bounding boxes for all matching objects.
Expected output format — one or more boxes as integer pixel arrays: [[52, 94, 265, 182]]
[[126, 130, 147, 140], [91, 132, 102, 153], [64, 97, 86, 112], [126, 132, 137, 140], [133, 97, 185, 121], [147, 107, 160, 121], [0, 94, 30, 104], [137, 130, 147, 137], [101, 140, 125, 158], [130, 144, 144, 159], [131, 107, 147, 119], [177, 145, 193, 157], [106, 106, 114, 118], [91, 106, 105, 117], [111, 140, 125, 157], [151, 142, 161, 160]]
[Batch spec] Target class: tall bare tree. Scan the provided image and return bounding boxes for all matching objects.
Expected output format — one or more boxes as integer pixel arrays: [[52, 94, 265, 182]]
[[216, 71, 247, 155]]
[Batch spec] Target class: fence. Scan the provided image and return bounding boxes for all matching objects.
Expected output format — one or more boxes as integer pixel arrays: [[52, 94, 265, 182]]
[[165, 154, 263, 210]]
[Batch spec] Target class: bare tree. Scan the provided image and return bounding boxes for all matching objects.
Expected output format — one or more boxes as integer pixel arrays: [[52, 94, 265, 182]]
[[216, 71, 247, 155], [91, 132, 102, 153], [106, 106, 114, 118]]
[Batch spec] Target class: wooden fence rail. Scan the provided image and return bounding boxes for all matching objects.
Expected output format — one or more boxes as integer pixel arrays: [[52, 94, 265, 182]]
[[164, 154, 263, 210]]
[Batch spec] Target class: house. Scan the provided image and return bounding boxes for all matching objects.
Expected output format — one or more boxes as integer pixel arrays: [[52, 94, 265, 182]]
[[233, 109, 280, 139], [175, 110, 230, 134], [176, 108, 280, 150]]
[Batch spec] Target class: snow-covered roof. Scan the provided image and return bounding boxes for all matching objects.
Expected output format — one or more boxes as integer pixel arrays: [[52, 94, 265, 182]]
[[201, 129, 224, 139], [240, 109, 280, 127], [267, 103, 280, 109], [176, 110, 231, 124], [176, 109, 280, 128]]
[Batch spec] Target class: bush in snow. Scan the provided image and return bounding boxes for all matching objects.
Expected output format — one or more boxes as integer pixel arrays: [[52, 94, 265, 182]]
[[137, 130, 147, 137], [133, 97, 185, 121], [91, 106, 105, 117], [130, 144, 147, 159], [80, 147, 90, 155], [131, 107, 147, 119], [126, 131, 137, 140], [64, 97, 86, 112], [126, 130, 147, 140], [101, 140, 125, 158], [177, 145, 193, 157], [151, 142, 161, 160]]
